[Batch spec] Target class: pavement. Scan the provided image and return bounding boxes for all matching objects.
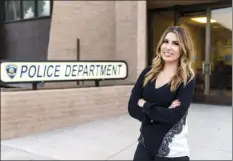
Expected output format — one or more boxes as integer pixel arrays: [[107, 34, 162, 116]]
[[1, 103, 232, 160]]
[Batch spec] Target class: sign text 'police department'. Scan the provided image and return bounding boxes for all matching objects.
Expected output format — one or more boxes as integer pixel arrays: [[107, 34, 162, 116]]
[[1, 61, 128, 83]]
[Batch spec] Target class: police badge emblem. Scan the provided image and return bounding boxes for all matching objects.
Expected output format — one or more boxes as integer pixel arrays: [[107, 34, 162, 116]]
[[6, 64, 17, 79]]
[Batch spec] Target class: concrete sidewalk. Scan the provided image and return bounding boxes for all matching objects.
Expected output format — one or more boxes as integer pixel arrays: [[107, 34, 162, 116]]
[[1, 104, 232, 160]]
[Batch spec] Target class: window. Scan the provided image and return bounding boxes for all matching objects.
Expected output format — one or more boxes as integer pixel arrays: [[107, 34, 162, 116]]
[[23, 0, 35, 19], [5, 0, 21, 21], [2, 0, 52, 22], [210, 7, 232, 96], [38, 0, 50, 17]]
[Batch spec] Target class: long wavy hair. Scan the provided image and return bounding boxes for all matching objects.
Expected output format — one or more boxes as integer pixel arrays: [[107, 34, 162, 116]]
[[143, 26, 195, 91]]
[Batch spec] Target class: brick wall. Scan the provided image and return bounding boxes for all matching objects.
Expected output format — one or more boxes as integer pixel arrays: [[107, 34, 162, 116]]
[[1, 86, 133, 140], [48, 1, 116, 61], [136, 1, 147, 77], [115, 1, 138, 84], [47, 1, 147, 87]]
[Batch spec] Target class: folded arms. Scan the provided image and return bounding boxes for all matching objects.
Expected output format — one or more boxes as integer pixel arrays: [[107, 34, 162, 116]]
[[128, 68, 195, 125]]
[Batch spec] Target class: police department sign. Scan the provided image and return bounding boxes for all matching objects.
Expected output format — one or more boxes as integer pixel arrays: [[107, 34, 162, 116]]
[[0, 61, 128, 83]]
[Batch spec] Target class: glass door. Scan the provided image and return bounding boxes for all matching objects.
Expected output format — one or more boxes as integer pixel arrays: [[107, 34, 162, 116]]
[[210, 7, 232, 97], [177, 8, 232, 105], [147, 4, 232, 105], [178, 10, 206, 95]]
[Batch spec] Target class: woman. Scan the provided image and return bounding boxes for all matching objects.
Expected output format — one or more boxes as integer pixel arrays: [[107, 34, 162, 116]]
[[128, 26, 196, 161]]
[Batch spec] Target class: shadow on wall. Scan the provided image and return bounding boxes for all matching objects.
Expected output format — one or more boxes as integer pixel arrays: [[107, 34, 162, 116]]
[[0, 24, 6, 60], [1, 18, 51, 61]]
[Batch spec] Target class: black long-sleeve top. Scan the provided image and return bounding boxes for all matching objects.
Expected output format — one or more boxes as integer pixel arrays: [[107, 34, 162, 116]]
[[128, 67, 195, 158]]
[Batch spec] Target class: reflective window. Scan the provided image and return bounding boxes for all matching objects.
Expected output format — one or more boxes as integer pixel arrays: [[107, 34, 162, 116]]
[[211, 7, 232, 96], [38, 0, 51, 17], [23, 0, 35, 19], [151, 11, 174, 58], [5, 0, 21, 21], [179, 11, 206, 95], [3, 0, 52, 22]]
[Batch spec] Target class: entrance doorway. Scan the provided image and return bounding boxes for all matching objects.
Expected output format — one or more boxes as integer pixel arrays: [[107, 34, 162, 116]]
[[147, 1, 232, 105]]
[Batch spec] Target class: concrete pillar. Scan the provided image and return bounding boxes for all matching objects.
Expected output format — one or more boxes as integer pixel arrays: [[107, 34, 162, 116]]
[[136, 1, 147, 77]]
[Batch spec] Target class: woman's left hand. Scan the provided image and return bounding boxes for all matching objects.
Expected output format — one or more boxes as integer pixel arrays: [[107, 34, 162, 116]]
[[138, 98, 146, 107]]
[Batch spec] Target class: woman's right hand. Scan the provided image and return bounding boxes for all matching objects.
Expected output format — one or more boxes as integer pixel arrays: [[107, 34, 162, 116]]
[[169, 99, 181, 109]]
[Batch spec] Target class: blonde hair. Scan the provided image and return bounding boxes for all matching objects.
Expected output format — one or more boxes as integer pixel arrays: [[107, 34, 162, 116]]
[[143, 26, 195, 91]]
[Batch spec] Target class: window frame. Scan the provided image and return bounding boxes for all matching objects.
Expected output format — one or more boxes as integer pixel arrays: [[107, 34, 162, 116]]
[[0, 0, 53, 23], [0, 0, 4, 21]]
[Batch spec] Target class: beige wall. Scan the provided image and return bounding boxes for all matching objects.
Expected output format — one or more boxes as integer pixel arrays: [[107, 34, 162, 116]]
[[115, 1, 138, 84], [1, 86, 132, 140], [48, 1, 147, 86], [136, 1, 147, 75], [47, 1, 116, 87], [48, 1, 116, 61], [115, 1, 147, 82]]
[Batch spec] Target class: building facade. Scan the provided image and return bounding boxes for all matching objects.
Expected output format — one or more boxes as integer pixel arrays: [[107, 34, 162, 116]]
[[0, 0, 232, 140]]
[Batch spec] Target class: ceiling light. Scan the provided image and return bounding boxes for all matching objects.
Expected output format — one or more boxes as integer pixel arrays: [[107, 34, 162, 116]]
[[191, 17, 216, 23]]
